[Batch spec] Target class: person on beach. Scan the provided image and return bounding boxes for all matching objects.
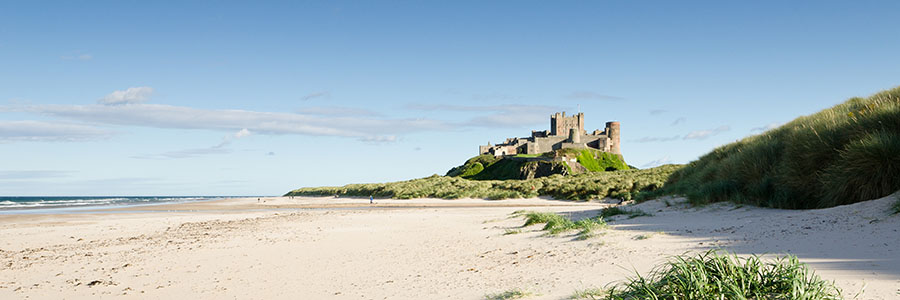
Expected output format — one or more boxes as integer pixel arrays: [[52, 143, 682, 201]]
[[370, 195, 374, 204]]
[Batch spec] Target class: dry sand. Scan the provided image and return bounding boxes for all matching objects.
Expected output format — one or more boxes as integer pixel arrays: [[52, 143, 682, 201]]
[[1, 194, 898, 299]]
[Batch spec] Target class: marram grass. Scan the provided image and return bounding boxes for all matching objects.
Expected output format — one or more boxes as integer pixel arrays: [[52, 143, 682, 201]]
[[604, 250, 842, 300], [515, 211, 607, 239], [660, 86, 900, 209]]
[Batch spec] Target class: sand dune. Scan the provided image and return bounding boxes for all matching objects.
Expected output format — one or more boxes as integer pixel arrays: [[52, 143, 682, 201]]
[[1, 194, 897, 299]]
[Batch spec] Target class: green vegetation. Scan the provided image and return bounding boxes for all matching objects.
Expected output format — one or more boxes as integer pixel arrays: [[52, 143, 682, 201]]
[[570, 288, 606, 299], [485, 288, 532, 300], [286, 164, 679, 201], [598, 207, 651, 219], [503, 228, 523, 235], [604, 250, 842, 300], [516, 211, 607, 239], [892, 198, 900, 215], [446, 149, 629, 181], [659, 87, 900, 209], [568, 149, 629, 172]]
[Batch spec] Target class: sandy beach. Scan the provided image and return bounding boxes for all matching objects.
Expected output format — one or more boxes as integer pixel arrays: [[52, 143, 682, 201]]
[[1, 194, 898, 299]]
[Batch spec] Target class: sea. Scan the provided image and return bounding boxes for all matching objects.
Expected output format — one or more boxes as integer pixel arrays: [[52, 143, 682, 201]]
[[0, 196, 237, 214]]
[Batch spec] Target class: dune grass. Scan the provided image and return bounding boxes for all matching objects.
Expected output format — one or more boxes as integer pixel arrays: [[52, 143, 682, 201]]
[[485, 288, 532, 300], [516, 211, 607, 239], [286, 164, 679, 201], [658, 86, 900, 209], [570, 287, 606, 299], [604, 250, 842, 300], [598, 207, 651, 219]]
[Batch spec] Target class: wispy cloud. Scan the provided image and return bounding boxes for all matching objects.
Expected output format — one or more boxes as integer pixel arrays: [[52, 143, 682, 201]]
[[407, 103, 561, 128], [649, 109, 667, 115], [751, 122, 781, 133], [301, 91, 330, 101], [565, 91, 623, 101], [641, 156, 672, 168], [0, 170, 75, 180], [0, 120, 112, 142], [358, 135, 398, 144], [683, 125, 731, 140], [61, 54, 93, 61], [631, 135, 681, 143], [631, 125, 731, 143], [671, 117, 686, 126], [134, 128, 253, 159], [98, 87, 154, 105], [8, 103, 449, 139], [297, 106, 382, 117]]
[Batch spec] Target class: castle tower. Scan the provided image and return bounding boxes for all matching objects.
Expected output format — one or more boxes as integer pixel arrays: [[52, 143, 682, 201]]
[[568, 128, 581, 143], [605, 121, 621, 155], [550, 112, 585, 136]]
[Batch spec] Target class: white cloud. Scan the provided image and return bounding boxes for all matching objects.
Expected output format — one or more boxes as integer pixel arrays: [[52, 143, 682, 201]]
[[0, 120, 112, 142], [11, 103, 449, 138], [233, 128, 251, 139], [297, 106, 382, 117], [98, 87, 154, 105], [683, 125, 731, 140], [671, 117, 686, 126], [358, 135, 398, 143], [641, 156, 672, 168]]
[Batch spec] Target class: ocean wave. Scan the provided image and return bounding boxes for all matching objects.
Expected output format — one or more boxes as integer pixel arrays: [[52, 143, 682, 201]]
[[0, 196, 224, 210]]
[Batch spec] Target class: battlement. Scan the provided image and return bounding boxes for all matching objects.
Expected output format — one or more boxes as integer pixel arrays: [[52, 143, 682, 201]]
[[479, 112, 621, 157]]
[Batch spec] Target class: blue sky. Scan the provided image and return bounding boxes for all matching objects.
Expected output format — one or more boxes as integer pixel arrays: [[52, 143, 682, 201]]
[[2, 1, 900, 196]]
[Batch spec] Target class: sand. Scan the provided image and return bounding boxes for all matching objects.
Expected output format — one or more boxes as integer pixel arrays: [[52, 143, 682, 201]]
[[1, 194, 898, 299]]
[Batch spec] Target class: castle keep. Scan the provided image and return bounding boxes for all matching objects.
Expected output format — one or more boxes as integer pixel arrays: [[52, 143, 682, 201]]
[[479, 112, 621, 157]]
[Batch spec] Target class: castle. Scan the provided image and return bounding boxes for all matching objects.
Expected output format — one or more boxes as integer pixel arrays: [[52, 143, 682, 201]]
[[479, 112, 621, 157]]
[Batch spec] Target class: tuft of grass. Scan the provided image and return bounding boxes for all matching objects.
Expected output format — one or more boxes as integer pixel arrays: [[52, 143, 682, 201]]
[[657, 86, 900, 209], [599, 207, 652, 219], [604, 250, 842, 300], [892, 198, 900, 215], [503, 228, 523, 235], [570, 287, 606, 299], [522, 212, 563, 227], [518, 211, 607, 238], [485, 288, 532, 300], [632, 234, 653, 240], [574, 218, 607, 240]]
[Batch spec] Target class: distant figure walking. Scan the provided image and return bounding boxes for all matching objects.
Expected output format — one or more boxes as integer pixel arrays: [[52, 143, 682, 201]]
[[370, 195, 374, 204]]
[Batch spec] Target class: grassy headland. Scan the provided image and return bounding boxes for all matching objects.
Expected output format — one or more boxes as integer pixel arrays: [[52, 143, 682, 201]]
[[655, 87, 900, 209], [285, 164, 678, 200], [446, 148, 629, 180]]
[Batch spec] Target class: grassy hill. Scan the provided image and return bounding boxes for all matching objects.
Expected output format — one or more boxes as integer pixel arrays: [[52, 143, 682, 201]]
[[285, 164, 678, 201], [446, 148, 629, 180], [658, 86, 900, 209]]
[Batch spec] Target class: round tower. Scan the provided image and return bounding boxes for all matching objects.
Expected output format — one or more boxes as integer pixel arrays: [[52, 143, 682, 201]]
[[606, 121, 620, 155], [568, 128, 581, 143]]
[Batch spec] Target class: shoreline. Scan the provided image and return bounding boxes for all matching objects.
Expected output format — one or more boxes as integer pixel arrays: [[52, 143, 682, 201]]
[[1, 195, 897, 299]]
